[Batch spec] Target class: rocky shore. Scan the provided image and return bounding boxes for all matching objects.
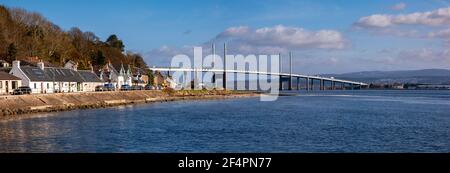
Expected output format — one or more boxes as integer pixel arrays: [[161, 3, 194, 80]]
[[0, 90, 258, 121]]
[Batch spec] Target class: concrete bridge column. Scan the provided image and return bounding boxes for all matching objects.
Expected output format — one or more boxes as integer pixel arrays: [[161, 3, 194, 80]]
[[297, 77, 300, 90], [279, 75, 283, 91], [234, 72, 238, 90], [223, 43, 227, 90], [306, 78, 310, 91], [320, 79, 324, 90], [332, 81, 336, 90], [288, 76, 293, 91]]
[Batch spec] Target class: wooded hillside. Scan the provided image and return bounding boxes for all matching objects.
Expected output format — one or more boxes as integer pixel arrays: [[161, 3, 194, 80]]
[[0, 5, 147, 70]]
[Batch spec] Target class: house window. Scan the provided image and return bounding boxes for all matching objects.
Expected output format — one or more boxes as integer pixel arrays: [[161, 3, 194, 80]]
[[0, 81, 2, 89], [34, 83, 37, 89], [47, 83, 50, 88], [12, 81, 17, 89]]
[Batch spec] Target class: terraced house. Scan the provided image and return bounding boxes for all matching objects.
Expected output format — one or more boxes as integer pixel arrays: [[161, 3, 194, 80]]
[[10, 60, 103, 94]]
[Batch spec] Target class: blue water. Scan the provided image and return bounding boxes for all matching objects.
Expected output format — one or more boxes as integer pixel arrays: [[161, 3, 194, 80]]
[[0, 90, 449, 152]]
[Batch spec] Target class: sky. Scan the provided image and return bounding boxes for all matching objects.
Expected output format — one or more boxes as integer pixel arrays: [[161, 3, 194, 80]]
[[2, 0, 450, 74]]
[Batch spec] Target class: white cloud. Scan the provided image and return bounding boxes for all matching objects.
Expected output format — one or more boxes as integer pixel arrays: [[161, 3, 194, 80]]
[[217, 26, 249, 38], [214, 25, 347, 53], [391, 3, 407, 11], [144, 45, 193, 66], [397, 48, 450, 65], [429, 28, 450, 38], [354, 6, 450, 28]]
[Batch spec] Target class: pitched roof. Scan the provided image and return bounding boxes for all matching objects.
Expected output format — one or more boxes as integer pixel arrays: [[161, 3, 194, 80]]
[[44, 68, 84, 82], [0, 71, 21, 80], [20, 59, 58, 67], [78, 70, 103, 83], [21, 66, 53, 82]]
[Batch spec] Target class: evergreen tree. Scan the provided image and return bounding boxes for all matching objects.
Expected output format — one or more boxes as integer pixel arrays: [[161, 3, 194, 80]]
[[106, 34, 125, 52], [6, 43, 17, 62]]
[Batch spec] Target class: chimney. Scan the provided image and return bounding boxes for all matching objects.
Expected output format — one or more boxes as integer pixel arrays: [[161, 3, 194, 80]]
[[37, 61, 45, 70], [12, 60, 20, 69]]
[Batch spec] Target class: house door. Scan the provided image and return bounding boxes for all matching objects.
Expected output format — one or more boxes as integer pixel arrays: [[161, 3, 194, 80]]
[[5, 81, 8, 93]]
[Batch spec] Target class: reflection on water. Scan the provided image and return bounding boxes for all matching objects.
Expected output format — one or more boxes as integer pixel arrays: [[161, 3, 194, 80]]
[[1, 90, 449, 152]]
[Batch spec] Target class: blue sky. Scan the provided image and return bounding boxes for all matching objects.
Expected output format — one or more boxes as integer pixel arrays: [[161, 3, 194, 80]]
[[2, 0, 450, 74]]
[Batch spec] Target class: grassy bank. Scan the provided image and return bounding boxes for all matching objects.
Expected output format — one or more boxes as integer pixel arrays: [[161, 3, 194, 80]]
[[0, 90, 258, 121]]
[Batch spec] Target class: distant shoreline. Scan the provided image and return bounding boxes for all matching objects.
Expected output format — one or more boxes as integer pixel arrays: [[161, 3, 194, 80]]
[[0, 90, 259, 122]]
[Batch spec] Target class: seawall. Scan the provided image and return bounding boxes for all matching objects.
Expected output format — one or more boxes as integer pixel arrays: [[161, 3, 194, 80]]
[[0, 90, 257, 121]]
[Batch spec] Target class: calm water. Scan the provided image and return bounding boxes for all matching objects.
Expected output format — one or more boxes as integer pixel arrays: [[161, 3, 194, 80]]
[[0, 90, 449, 152]]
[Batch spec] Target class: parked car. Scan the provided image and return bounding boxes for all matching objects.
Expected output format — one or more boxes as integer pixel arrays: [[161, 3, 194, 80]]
[[144, 84, 154, 90], [120, 84, 131, 91], [12, 86, 32, 95], [131, 85, 144, 90], [104, 83, 116, 91], [95, 85, 106, 92]]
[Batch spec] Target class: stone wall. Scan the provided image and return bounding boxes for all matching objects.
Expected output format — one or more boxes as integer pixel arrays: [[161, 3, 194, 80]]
[[0, 90, 254, 119]]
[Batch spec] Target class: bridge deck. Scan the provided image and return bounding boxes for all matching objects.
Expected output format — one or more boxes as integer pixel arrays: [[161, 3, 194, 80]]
[[149, 67, 368, 86]]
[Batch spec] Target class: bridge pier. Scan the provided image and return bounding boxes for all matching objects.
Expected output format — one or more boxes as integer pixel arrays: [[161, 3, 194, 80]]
[[223, 43, 227, 90], [296, 77, 300, 90], [288, 52, 293, 91], [288, 76, 293, 90], [332, 81, 336, 90], [306, 78, 310, 91], [320, 79, 324, 90], [279, 75, 282, 91]]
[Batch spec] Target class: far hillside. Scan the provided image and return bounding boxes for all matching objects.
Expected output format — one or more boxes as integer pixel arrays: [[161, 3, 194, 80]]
[[323, 69, 450, 85]]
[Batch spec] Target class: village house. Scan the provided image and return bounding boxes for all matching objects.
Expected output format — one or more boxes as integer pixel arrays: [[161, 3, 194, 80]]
[[98, 62, 132, 89], [119, 64, 133, 86], [0, 60, 10, 68], [79, 70, 104, 92], [0, 71, 21, 95], [10, 61, 54, 94], [131, 67, 148, 87], [45, 65, 84, 93], [151, 71, 178, 89], [152, 71, 165, 89], [10, 60, 103, 94], [63, 61, 104, 92]]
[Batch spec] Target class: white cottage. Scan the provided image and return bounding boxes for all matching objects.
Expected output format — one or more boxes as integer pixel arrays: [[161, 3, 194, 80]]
[[10, 61, 54, 94], [0, 71, 22, 95], [78, 70, 104, 92]]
